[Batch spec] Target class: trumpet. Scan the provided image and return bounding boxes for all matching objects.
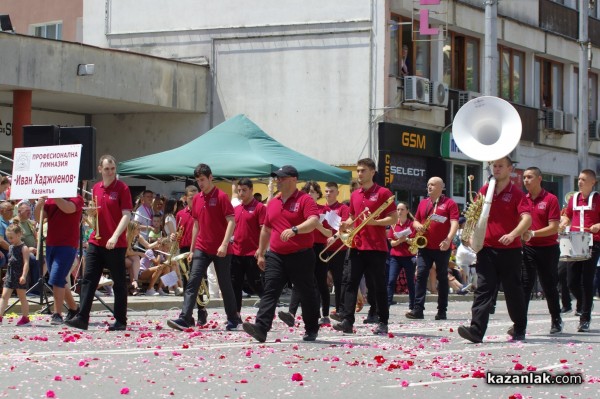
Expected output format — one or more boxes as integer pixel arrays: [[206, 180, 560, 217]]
[[319, 196, 395, 262]]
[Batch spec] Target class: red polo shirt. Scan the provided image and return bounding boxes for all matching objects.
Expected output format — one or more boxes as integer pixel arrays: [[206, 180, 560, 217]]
[[264, 190, 319, 255], [233, 198, 266, 256], [480, 182, 530, 249], [312, 204, 329, 245], [175, 207, 194, 249], [89, 179, 132, 248], [322, 201, 350, 253], [191, 186, 234, 255], [565, 192, 600, 242], [44, 196, 84, 248], [389, 219, 415, 257], [414, 195, 460, 249], [525, 189, 560, 247], [349, 183, 396, 252]]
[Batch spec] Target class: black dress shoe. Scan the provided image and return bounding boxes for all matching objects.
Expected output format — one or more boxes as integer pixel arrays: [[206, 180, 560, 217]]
[[363, 314, 379, 324], [330, 313, 344, 323], [511, 333, 526, 341], [64, 317, 89, 331], [434, 312, 447, 320], [405, 310, 424, 320], [507, 326, 514, 336], [278, 311, 296, 327], [108, 321, 127, 331], [373, 322, 388, 335], [457, 326, 482, 343], [550, 318, 563, 334], [332, 319, 354, 334], [578, 320, 590, 332], [302, 332, 318, 341], [560, 307, 572, 314], [242, 322, 267, 342]]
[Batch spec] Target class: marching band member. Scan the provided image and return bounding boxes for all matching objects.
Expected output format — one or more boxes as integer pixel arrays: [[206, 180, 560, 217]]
[[387, 202, 416, 310], [65, 155, 132, 331], [322, 182, 350, 317], [167, 164, 240, 331], [243, 165, 320, 342], [559, 169, 600, 332], [332, 158, 397, 336], [521, 167, 563, 334], [458, 156, 531, 343], [231, 178, 266, 313], [406, 177, 459, 321]]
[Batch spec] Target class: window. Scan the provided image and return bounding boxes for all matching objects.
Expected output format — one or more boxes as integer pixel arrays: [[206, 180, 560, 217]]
[[32, 22, 62, 40], [443, 32, 480, 91], [499, 46, 525, 104], [389, 15, 430, 78], [534, 58, 563, 110], [574, 69, 598, 120], [451, 163, 481, 210]]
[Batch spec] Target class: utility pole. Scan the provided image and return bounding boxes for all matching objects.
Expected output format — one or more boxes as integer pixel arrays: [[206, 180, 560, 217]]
[[578, 0, 591, 172], [483, 0, 498, 97]]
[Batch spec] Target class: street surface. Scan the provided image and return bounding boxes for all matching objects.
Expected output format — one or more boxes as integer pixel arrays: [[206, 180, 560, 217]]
[[0, 299, 598, 399]]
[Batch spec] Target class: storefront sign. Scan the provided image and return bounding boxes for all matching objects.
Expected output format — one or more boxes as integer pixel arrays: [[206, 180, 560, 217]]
[[378, 122, 441, 157], [0, 108, 13, 152], [379, 152, 428, 191], [441, 131, 472, 161]]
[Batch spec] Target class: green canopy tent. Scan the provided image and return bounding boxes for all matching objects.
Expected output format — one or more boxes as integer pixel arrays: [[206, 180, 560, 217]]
[[117, 114, 351, 183]]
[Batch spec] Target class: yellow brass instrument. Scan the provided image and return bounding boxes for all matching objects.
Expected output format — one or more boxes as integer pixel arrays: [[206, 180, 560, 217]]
[[173, 251, 210, 307], [319, 196, 395, 262], [461, 175, 484, 244], [85, 196, 102, 240], [407, 217, 431, 254]]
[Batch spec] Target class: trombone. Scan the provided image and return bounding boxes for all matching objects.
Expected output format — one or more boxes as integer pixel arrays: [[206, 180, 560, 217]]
[[319, 196, 395, 262]]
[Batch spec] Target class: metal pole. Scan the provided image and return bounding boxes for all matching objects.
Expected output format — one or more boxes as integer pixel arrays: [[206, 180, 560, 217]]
[[578, 0, 590, 172], [484, 0, 498, 96]]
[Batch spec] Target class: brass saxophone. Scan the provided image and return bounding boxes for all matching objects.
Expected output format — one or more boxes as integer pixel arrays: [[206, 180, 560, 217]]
[[172, 226, 210, 307], [407, 216, 431, 254]]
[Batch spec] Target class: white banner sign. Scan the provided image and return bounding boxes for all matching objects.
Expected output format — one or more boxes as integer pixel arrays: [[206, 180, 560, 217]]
[[11, 144, 82, 200]]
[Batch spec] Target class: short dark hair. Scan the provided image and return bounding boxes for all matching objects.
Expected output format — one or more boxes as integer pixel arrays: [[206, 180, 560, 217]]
[[301, 181, 323, 199], [325, 182, 338, 189], [238, 178, 253, 189], [525, 167, 542, 177], [581, 169, 597, 181], [142, 189, 154, 196], [194, 163, 212, 178], [357, 158, 376, 170]]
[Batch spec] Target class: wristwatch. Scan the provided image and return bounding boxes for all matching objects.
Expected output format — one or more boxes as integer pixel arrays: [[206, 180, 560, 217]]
[[291, 226, 299, 235]]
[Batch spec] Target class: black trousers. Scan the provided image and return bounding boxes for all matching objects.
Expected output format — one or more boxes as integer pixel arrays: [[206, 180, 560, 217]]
[[179, 250, 238, 324], [326, 249, 345, 313], [78, 244, 128, 324], [336, 249, 352, 317], [231, 255, 264, 312], [414, 248, 451, 313], [568, 242, 600, 322], [289, 244, 330, 317], [521, 244, 561, 319], [254, 249, 319, 334], [557, 261, 573, 310], [469, 247, 527, 338], [343, 250, 389, 325]]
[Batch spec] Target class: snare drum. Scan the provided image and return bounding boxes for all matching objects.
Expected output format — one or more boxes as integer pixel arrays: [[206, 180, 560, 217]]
[[559, 232, 592, 261]]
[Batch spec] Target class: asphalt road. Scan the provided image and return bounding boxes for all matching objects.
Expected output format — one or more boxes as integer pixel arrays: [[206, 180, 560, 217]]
[[0, 299, 598, 399]]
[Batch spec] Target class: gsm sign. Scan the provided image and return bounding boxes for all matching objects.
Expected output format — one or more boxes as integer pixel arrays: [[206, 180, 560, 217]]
[[401, 132, 426, 149]]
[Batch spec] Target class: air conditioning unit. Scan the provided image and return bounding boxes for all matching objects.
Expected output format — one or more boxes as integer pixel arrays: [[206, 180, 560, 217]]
[[590, 120, 600, 140], [545, 109, 564, 131], [458, 91, 480, 108], [563, 113, 576, 133], [404, 76, 430, 104], [429, 81, 449, 107]]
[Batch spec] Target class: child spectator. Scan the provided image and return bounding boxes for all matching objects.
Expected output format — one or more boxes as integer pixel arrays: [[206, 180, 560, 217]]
[[0, 221, 31, 326]]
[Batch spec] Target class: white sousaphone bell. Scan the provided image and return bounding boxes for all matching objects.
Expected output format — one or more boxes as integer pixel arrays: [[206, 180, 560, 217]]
[[452, 96, 522, 162], [452, 96, 522, 252]]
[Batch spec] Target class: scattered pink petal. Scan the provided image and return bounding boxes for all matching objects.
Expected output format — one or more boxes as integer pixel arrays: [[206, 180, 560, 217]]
[[238, 379, 248, 384], [198, 377, 208, 382], [120, 387, 130, 395], [73, 375, 81, 381], [253, 364, 261, 369], [509, 394, 523, 399], [526, 365, 537, 371], [401, 380, 409, 387], [559, 359, 568, 363], [291, 373, 303, 382], [54, 376, 62, 381], [513, 363, 524, 371], [46, 391, 56, 398]]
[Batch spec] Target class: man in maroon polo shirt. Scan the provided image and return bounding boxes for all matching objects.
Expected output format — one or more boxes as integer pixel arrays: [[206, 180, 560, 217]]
[[560, 169, 600, 332], [332, 158, 397, 336], [521, 167, 563, 334], [34, 195, 84, 325], [231, 178, 266, 313], [168, 164, 240, 331], [243, 165, 321, 342], [65, 155, 132, 331], [406, 177, 459, 321], [458, 156, 531, 343]]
